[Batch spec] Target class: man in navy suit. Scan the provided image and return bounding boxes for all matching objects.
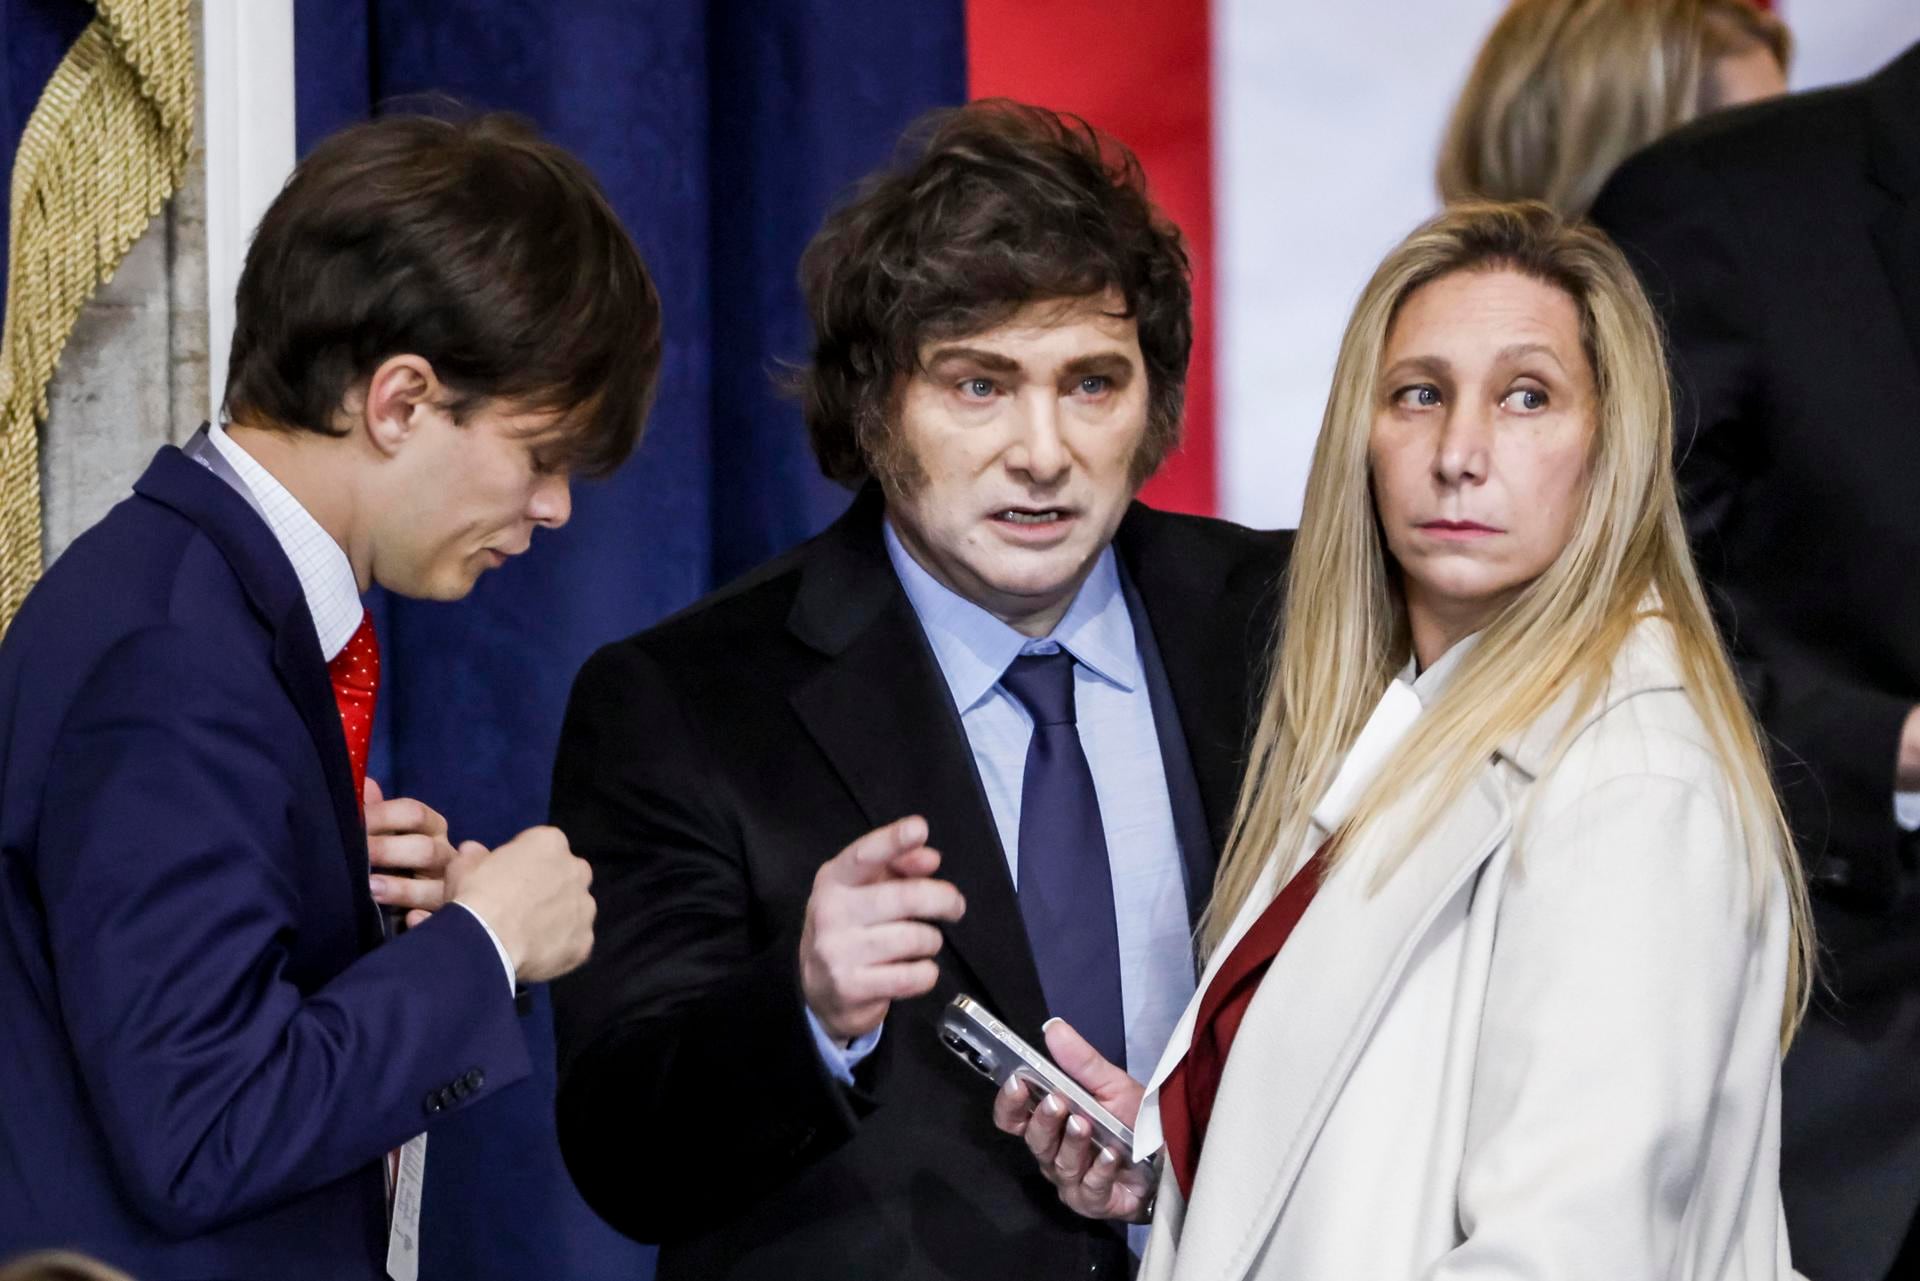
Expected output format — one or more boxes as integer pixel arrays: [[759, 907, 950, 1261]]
[[0, 113, 661, 1279]]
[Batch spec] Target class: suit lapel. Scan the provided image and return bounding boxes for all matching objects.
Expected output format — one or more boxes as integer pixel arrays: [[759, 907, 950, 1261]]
[[1169, 774, 1511, 1281], [1119, 563, 1217, 931], [1113, 509, 1281, 862], [273, 619, 383, 949], [786, 489, 1050, 1035], [133, 445, 381, 950]]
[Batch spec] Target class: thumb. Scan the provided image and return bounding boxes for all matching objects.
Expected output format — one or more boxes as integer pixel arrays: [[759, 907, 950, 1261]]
[[1043, 1019, 1141, 1120], [363, 776, 385, 811]]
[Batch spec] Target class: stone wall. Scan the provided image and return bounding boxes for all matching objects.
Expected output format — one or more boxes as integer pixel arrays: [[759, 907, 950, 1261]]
[[38, 4, 208, 565]]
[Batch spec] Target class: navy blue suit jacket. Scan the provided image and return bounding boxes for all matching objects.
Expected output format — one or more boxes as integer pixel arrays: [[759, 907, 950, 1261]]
[[0, 447, 530, 1279]]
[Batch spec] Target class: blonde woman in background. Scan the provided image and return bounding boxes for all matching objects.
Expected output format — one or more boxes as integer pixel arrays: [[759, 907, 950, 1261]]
[[992, 202, 1813, 1280], [1439, 0, 1789, 215]]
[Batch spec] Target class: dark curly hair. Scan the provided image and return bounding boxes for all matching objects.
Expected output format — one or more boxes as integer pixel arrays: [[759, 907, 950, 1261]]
[[798, 100, 1193, 491]]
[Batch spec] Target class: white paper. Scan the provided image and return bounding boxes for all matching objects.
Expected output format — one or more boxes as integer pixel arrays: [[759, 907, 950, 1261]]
[[386, 1133, 427, 1281]]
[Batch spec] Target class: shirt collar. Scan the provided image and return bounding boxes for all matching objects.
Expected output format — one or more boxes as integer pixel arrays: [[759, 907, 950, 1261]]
[[205, 422, 365, 661], [1398, 630, 1483, 707], [883, 519, 1139, 712]]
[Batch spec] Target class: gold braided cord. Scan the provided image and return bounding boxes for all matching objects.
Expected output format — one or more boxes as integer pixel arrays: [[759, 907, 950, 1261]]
[[0, 0, 196, 632]]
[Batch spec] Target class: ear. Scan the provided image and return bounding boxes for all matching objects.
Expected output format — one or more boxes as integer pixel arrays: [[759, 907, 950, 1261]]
[[357, 354, 443, 460]]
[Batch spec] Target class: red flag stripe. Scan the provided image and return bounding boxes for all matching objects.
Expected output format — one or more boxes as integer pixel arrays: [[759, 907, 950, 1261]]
[[966, 0, 1218, 516]]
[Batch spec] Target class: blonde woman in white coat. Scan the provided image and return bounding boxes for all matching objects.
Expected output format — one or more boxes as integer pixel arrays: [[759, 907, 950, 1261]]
[[991, 201, 1814, 1281]]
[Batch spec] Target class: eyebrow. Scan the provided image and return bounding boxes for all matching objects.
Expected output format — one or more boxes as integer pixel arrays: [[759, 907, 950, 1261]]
[[921, 346, 1023, 374], [919, 347, 1139, 380], [1381, 342, 1570, 381], [1058, 352, 1137, 381], [1493, 341, 1568, 373]]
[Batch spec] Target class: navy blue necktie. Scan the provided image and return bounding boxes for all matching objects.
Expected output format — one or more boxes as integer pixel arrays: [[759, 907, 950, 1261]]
[[1000, 649, 1127, 1070]]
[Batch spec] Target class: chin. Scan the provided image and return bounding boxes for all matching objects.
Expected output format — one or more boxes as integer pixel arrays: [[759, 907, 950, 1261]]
[[973, 553, 1086, 600]]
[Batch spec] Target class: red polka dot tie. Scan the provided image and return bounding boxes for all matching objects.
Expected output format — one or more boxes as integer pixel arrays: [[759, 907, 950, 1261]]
[[328, 610, 381, 812]]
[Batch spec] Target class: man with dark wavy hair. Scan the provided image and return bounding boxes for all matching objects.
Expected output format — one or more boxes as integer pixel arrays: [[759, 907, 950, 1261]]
[[551, 101, 1292, 1280]]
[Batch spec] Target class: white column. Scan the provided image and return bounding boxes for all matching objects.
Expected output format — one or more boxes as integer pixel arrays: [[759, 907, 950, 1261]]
[[201, 0, 297, 424]]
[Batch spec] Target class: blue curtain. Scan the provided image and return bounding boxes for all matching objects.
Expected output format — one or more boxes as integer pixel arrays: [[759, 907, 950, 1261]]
[[293, 3, 966, 1278]]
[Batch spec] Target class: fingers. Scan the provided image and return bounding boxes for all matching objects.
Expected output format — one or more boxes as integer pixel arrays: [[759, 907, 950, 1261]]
[[369, 873, 449, 912], [1081, 1145, 1119, 1204], [1053, 1114, 1096, 1185], [845, 878, 966, 928], [993, 1073, 1036, 1136], [850, 921, 945, 967], [368, 832, 455, 873], [405, 908, 431, 930], [884, 845, 942, 880], [835, 958, 940, 1004], [365, 792, 450, 840], [1022, 1090, 1069, 1166], [826, 816, 930, 886]]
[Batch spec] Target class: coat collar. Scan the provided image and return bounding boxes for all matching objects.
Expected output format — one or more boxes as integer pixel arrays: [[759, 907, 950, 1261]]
[[133, 446, 382, 949], [1496, 612, 1687, 781]]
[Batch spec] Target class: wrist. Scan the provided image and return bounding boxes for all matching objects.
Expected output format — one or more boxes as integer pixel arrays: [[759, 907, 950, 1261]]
[[455, 895, 522, 975]]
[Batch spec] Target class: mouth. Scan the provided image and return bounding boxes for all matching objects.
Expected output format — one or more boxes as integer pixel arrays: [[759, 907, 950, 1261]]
[[989, 506, 1079, 542], [993, 506, 1072, 525], [1418, 519, 1502, 539]]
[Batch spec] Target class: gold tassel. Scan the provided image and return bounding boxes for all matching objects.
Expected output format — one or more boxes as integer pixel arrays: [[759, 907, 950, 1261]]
[[0, 0, 196, 632]]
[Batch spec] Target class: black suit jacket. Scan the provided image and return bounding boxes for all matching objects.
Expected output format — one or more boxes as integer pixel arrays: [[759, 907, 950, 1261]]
[[1592, 46, 1920, 970], [550, 488, 1289, 1280], [1592, 45, 1920, 1280]]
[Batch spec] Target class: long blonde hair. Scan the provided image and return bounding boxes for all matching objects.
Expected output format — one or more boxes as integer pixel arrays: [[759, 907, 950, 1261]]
[[1438, 0, 1790, 216], [1204, 202, 1812, 1045]]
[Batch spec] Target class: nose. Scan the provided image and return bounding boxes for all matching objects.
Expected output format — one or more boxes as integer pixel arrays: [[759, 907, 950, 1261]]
[[529, 473, 572, 529], [1006, 389, 1070, 486], [1433, 401, 1491, 488]]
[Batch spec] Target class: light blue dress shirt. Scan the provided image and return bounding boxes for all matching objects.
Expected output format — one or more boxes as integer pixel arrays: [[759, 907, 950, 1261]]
[[806, 523, 1197, 1096]]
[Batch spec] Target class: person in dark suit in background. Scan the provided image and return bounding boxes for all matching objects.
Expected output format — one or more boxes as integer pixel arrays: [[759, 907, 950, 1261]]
[[0, 113, 660, 1280], [1591, 41, 1920, 1281], [551, 101, 1291, 1280]]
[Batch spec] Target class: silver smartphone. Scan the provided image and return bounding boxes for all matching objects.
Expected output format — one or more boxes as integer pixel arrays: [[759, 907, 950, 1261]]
[[939, 994, 1150, 1179]]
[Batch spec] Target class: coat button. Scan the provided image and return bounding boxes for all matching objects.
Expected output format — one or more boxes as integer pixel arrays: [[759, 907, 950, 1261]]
[[424, 1091, 445, 1115], [462, 1068, 485, 1092]]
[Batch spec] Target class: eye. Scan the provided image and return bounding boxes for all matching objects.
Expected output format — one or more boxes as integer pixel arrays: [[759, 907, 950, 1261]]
[[958, 377, 997, 400], [1393, 384, 1442, 409], [1075, 375, 1111, 397], [1501, 386, 1549, 412]]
